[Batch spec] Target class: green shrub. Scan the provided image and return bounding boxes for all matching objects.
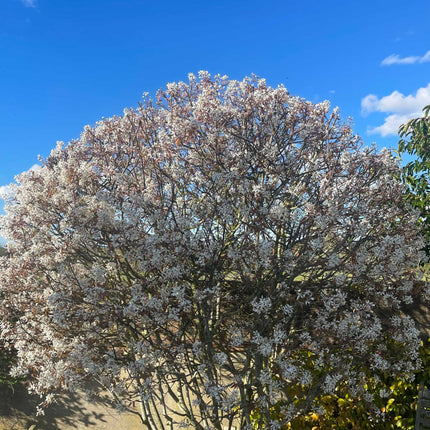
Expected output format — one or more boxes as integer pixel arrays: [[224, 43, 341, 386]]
[[252, 341, 430, 429]]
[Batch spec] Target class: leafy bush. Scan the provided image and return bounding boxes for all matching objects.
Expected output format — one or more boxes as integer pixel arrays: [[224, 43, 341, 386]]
[[253, 341, 430, 429], [398, 105, 430, 257]]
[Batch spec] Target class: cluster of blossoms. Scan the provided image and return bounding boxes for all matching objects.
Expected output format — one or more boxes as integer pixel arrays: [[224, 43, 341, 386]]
[[0, 72, 427, 429]]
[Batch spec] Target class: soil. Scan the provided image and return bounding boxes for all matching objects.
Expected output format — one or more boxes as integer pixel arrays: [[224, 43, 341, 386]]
[[0, 382, 142, 430]]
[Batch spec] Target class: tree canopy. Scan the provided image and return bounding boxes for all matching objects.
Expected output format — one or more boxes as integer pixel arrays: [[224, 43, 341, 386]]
[[398, 105, 430, 257], [0, 72, 427, 429]]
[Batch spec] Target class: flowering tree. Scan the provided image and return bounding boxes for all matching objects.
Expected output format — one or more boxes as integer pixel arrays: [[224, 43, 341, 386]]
[[0, 72, 427, 429]]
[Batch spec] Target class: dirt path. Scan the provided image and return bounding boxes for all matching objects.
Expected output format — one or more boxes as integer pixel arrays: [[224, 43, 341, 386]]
[[0, 383, 142, 430]]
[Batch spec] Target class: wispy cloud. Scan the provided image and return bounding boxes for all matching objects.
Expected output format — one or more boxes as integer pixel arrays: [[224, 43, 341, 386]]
[[361, 83, 430, 136], [18, 0, 37, 8], [381, 50, 430, 66]]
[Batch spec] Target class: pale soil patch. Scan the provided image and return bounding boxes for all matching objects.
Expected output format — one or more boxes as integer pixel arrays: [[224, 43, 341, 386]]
[[0, 383, 142, 430]]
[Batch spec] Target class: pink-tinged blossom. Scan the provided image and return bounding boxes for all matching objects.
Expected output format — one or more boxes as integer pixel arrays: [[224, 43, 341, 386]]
[[0, 72, 428, 429]]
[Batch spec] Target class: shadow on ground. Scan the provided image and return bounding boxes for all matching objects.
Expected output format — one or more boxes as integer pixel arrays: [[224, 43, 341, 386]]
[[0, 382, 142, 430]]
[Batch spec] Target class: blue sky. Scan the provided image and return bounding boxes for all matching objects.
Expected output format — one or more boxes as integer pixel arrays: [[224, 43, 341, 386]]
[[1, 0, 430, 202]]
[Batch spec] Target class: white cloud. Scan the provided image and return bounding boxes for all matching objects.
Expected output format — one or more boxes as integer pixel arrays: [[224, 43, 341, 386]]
[[361, 84, 430, 137], [381, 50, 430, 66], [0, 164, 41, 202], [367, 113, 418, 137], [28, 163, 40, 172], [18, 0, 37, 7], [0, 185, 13, 201], [362, 84, 430, 115]]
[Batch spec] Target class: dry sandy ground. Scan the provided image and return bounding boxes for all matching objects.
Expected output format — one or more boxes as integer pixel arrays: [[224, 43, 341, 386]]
[[0, 383, 143, 430]]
